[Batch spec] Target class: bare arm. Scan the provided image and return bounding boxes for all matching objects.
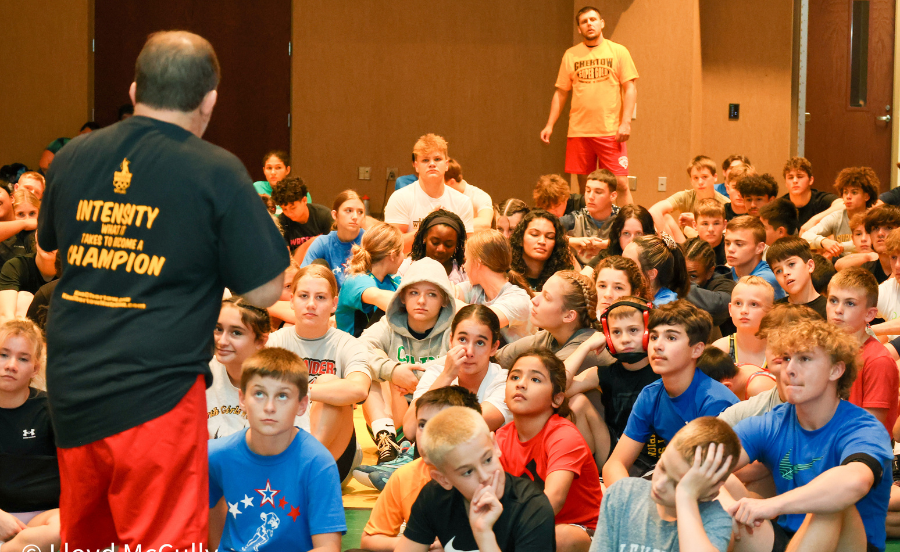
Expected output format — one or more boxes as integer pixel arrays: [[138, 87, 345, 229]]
[[799, 202, 843, 234], [834, 251, 878, 271], [240, 273, 285, 308], [869, 318, 900, 336], [395, 536, 432, 552], [208, 497, 227, 552], [648, 199, 675, 235], [481, 402, 506, 432], [543, 470, 576, 515], [308, 371, 371, 406], [267, 300, 297, 325], [540, 88, 571, 143], [602, 434, 644, 487], [0, 220, 36, 243], [563, 332, 606, 388], [310, 532, 342, 552], [473, 207, 494, 232], [360, 533, 402, 552], [729, 462, 875, 527], [566, 366, 599, 397], [361, 288, 395, 312], [616, 80, 637, 142]]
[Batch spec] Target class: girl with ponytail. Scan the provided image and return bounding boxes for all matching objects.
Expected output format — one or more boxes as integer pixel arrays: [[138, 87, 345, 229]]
[[623, 233, 690, 307], [457, 230, 534, 344], [335, 222, 404, 337]]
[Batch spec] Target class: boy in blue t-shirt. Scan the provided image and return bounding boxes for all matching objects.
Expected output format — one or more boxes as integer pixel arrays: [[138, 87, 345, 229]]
[[603, 300, 738, 487], [726, 318, 893, 552], [208, 348, 345, 552]]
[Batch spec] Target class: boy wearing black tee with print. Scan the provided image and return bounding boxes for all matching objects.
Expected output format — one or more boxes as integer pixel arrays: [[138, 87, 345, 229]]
[[397, 406, 555, 552], [271, 176, 334, 255], [566, 298, 661, 472]]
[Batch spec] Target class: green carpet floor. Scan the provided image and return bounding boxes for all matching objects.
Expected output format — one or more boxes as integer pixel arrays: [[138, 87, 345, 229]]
[[342, 508, 372, 551]]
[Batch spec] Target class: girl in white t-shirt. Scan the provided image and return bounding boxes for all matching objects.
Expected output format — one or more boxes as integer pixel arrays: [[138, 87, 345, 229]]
[[406, 305, 511, 434], [457, 229, 533, 344], [206, 297, 270, 439]]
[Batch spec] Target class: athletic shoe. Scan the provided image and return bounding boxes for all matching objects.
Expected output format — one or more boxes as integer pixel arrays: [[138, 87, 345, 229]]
[[375, 430, 401, 464], [353, 443, 414, 489]]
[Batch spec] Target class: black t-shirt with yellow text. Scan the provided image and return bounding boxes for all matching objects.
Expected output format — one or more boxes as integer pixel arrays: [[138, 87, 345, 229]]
[[38, 116, 289, 448]]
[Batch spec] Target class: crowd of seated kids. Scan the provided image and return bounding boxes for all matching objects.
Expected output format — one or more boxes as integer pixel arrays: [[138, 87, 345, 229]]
[[5, 131, 900, 552]]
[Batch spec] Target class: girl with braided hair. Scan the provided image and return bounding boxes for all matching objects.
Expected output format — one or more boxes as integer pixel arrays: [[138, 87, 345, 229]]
[[623, 233, 690, 307], [398, 209, 468, 284], [510, 209, 574, 292], [682, 237, 737, 337]]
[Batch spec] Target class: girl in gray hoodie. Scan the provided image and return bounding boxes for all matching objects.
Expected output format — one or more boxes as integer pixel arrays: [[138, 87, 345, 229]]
[[359, 257, 457, 463]]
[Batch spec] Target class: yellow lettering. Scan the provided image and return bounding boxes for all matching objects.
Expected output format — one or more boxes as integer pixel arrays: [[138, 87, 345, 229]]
[[67, 245, 84, 265], [125, 252, 136, 272], [145, 207, 160, 229], [111, 250, 129, 270], [100, 202, 113, 223], [77, 200, 92, 221], [134, 205, 148, 227], [82, 247, 99, 268], [146, 255, 165, 276], [122, 204, 136, 225], [91, 200, 104, 221], [137, 240, 144, 251], [97, 248, 115, 269]]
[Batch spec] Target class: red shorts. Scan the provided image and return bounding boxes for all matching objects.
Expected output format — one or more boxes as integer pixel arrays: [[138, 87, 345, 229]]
[[57, 375, 208, 549], [565, 136, 629, 176]]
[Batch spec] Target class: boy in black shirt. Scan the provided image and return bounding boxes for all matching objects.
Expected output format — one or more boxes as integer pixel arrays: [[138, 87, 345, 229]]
[[780, 156, 842, 228], [768, 236, 827, 319], [566, 298, 661, 472], [397, 406, 555, 552], [271, 176, 334, 256]]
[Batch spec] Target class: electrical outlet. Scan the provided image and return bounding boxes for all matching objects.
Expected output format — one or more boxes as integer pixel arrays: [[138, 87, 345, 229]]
[[386, 167, 398, 180], [627, 176, 637, 191], [358, 166, 371, 180], [657, 177, 666, 192]]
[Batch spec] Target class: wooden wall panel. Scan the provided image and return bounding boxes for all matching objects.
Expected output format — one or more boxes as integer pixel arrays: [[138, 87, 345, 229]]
[[291, 1, 572, 211], [0, 0, 91, 170]]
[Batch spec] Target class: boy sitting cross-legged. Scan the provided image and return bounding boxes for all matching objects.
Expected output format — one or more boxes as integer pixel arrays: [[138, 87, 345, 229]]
[[726, 319, 893, 552], [591, 417, 740, 552], [361, 386, 483, 552], [767, 236, 827, 319], [826, 267, 899, 435], [395, 406, 556, 552], [602, 300, 738, 487], [208, 348, 345, 552]]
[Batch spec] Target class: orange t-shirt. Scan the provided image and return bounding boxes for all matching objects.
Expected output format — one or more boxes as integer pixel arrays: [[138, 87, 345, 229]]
[[364, 457, 433, 537], [555, 40, 639, 137]]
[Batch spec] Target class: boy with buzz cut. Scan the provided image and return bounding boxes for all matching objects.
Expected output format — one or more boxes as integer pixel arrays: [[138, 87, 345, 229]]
[[692, 198, 727, 265], [603, 300, 738, 488], [759, 198, 800, 245], [591, 417, 739, 552], [726, 319, 893, 552], [208, 348, 345, 552], [361, 386, 483, 552], [724, 215, 787, 300], [649, 155, 729, 242], [735, 174, 778, 217], [396, 406, 556, 552], [826, 267, 899, 435], [767, 236, 827, 319], [780, 156, 842, 228], [561, 168, 620, 263], [834, 204, 900, 283]]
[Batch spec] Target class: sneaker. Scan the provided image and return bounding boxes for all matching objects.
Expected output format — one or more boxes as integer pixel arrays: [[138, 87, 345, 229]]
[[375, 430, 401, 464], [353, 443, 414, 489]]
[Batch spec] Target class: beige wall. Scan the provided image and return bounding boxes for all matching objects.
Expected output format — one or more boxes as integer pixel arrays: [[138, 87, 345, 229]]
[[291, 1, 572, 212], [0, 0, 91, 170], [699, 0, 795, 183], [2, 1, 795, 214]]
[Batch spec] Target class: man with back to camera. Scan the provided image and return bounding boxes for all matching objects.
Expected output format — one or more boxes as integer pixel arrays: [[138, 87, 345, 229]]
[[37, 31, 289, 549], [540, 5, 638, 205]]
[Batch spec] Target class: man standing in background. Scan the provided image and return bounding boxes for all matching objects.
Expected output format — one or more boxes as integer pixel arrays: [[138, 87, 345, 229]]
[[541, 6, 638, 205]]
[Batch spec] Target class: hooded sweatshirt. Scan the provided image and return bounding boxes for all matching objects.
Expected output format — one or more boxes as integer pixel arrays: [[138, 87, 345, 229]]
[[360, 258, 456, 382]]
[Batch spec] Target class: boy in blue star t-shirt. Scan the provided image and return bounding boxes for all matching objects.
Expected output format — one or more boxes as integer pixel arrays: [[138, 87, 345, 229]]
[[208, 348, 346, 552], [726, 319, 892, 552], [603, 300, 738, 487]]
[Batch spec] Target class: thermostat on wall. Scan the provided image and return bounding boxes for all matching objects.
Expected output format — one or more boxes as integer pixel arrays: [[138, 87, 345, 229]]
[[729, 104, 740, 120]]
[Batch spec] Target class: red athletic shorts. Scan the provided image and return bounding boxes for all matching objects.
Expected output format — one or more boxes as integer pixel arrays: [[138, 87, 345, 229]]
[[565, 136, 629, 176], [57, 375, 208, 549]]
